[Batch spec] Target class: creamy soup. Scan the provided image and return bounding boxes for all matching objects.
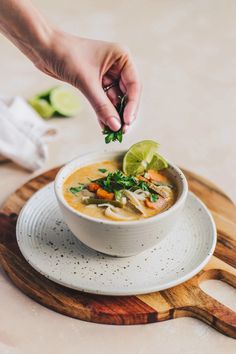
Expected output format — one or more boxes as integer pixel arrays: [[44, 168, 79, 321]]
[[63, 160, 176, 221]]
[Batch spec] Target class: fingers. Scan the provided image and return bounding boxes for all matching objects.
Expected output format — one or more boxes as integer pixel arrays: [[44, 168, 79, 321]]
[[106, 86, 121, 107], [102, 75, 123, 107], [102, 63, 140, 135], [120, 59, 141, 132], [122, 82, 140, 133], [86, 84, 122, 131]]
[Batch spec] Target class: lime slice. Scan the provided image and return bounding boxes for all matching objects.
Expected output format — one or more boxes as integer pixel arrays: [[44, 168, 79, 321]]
[[50, 87, 80, 116], [148, 153, 168, 171], [123, 140, 159, 175], [28, 98, 55, 119]]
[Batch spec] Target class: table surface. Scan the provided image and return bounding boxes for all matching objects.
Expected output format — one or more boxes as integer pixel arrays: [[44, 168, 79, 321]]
[[0, 0, 236, 353]]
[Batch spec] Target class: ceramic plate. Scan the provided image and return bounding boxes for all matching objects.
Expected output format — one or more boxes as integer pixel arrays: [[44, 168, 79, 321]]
[[16, 183, 216, 296]]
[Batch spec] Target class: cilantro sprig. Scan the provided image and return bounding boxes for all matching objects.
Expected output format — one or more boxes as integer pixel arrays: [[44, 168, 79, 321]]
[[93, 170, 150, 193], [103, 94, 127, 144]]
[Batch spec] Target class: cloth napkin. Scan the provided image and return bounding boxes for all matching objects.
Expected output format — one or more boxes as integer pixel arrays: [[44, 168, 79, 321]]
[[0, 96, 56, 171]]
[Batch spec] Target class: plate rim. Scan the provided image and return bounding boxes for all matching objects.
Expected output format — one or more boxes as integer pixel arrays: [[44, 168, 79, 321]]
[[16, 183, 217, 296]]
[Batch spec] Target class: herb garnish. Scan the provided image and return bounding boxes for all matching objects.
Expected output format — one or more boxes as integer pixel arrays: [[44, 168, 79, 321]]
[[98, 168, 108, 173], [150, 193, 158, 202], [93, 170, 150, 193], [69, 184, 85, 195], [138, 181, 149, 192], [103, 94, 127, 144]]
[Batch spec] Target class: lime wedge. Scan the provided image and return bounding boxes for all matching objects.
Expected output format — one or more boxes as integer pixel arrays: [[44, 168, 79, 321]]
[[28, 98, 55, 119], [123, 140, 159, 175], [148, 153, 168, 171], [50, 87, 80, 116]]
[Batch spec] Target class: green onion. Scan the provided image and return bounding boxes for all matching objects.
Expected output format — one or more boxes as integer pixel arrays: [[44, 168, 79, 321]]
[[114, 190, 122, 201], [83, 198, 123, 208]]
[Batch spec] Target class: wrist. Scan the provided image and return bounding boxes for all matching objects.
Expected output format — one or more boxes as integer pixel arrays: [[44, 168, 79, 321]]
[[30, 20, 55, 52], [15, 20, 55, 57]]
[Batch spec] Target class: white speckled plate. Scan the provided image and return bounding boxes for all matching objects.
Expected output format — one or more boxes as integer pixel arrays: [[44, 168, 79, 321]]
[[16, 183, 216, 296]]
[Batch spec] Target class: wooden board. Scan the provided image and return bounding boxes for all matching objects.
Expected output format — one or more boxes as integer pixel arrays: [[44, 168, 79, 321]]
[[0, 167, 236, 338]]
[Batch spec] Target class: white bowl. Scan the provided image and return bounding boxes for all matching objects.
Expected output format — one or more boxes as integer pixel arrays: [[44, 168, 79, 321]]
[[54, 150, 188, 257]]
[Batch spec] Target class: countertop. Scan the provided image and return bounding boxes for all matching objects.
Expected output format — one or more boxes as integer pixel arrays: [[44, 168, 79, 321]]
[[0, 0, 235, 353]]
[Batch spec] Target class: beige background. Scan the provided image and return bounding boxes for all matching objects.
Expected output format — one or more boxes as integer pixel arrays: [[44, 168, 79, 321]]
[[0, 0, 236, 353]]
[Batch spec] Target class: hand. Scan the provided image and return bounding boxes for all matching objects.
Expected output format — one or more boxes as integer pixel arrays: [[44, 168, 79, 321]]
[[35, 31, 141, 133], [0, 0, 141, 133]]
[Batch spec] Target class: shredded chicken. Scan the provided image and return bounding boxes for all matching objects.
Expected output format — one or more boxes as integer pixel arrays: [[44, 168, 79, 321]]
[[123, 190, 146, 215]]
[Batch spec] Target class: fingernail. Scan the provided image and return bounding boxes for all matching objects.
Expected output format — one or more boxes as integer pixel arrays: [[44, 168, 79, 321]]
[[108, 116, 121, 131]]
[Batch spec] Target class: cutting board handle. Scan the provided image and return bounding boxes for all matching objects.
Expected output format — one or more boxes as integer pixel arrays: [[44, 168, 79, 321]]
[[169, 267, 236, 338], [190, 267, 236, 338], [190, 284, 236, 338]]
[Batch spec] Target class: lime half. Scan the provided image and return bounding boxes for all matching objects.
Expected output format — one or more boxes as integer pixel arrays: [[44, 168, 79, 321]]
[[50, 87, 80, 116], [123, 140, 159, 175], [148, 153, 168, 171], [28, 98, 55, 119]]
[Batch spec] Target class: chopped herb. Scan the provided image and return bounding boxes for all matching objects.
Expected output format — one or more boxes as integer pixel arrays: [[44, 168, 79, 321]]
[[103, 94, 127, 144], [138, 181, 149, 192], [116, 130, 123, 143], [93, 170, 137, 192], [92, 170, 153, 195], [150, 193, 158, 202], [98, 168, 108, 173], [104, 131, 115, 144], [69, 185, 85, 195]]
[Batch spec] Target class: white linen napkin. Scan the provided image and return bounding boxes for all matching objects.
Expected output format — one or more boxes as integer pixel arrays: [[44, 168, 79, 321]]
[[0, 96, 56, 171]]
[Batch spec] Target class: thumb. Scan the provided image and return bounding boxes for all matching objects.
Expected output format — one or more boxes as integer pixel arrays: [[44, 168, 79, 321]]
[[86, 84, 122, 131]]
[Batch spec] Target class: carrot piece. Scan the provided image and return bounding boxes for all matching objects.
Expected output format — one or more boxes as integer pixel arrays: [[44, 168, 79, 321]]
[[96, 188, 114, 200], [144, 197, 166, 210], [144, 199, 158, 209], [147, 169, 168, 183], [137, 175, 149, 182], [87, 183, 100, 192]]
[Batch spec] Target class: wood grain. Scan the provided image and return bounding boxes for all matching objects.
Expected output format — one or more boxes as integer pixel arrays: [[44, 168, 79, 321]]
[[0, 167, 236, 338]]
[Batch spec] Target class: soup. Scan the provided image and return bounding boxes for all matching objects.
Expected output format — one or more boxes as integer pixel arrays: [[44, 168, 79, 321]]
[[63, 160, 176, 221]]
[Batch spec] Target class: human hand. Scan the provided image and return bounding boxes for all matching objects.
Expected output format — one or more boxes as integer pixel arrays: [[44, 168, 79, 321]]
[[36, 31, 141, 133], [0, 1, 141, 133]]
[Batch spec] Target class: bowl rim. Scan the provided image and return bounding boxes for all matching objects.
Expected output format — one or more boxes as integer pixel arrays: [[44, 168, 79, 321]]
[[54, 149, 188, 226]]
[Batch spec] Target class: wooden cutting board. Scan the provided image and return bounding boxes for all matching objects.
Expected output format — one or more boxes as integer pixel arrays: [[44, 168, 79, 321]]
[[0, 167, 236, 338]]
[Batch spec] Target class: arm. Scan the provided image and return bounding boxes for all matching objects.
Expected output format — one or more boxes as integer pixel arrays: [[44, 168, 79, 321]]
[[0, 0, 141, 132]]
